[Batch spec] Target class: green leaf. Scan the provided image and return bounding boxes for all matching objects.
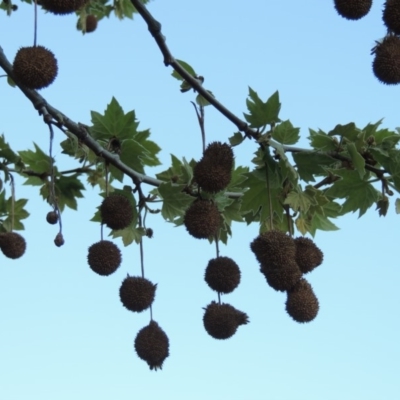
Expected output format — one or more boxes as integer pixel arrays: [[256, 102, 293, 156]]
[[3, 197, 30, 230], [114, 0, 136, 19], [171, 60, 197, 81], [229, 132, 245, 146], [90, 97, 139, 141], [308, 129, 339, 151], [292, 152, 336, 182], [376, 196, 389, 217], [226, 165, 249, 192], [7, 76, 16, 88], [0, 134, 18, 163], [156, 182, 194, 222], [112, 226, 146, 246], [18, 143, 51, 174], [328, 123, 360, 142], [272, 120, 300, 145], [196, 91, 215, 107], [243, 88, 281, 128], [309, 213, 339, 236], [396, 198, 400, 214], [325, 170, 379, 217], [347, 142, 365, 178], [284, 189, 312, 213]]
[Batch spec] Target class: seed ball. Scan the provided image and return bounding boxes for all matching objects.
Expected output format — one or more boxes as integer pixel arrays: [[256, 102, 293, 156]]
[[100, 194, 134, 231], [119, 276, 157, 312], [383, 0, 400, 35], [183, 199, 221, 239], [294, 237, 323, 274], [134, 320, 169, 371], [260, 260, 302, 292], [372, 35, 400, 85], [286, 279, 319, 323], [333, 0, 372, 20], [85, 15, 98, 33], [46, 211, 58, 225], [13, 46, 58, 90], [0, 232, 26, 259], [40, 0, 87, 15], [54, 233, 65, 247], [87, 240, 121, 276], [204, 256, 241, 294], [203, 301, 249, 340]]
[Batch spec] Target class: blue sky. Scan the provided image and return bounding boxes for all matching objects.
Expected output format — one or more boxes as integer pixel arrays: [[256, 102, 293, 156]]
[[1, 1, 399, 399]]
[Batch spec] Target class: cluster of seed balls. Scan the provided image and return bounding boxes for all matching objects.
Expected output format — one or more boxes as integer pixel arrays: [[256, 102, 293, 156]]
[[334, 0, 400, 85], [251, 230, 323, 323], [86, 192, 169, 370], [12, 0, 97, 90], [184, 142, 233, 239]]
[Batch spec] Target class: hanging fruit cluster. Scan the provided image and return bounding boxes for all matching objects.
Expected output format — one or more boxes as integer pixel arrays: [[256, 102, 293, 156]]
[[334, 0, 400, 85]]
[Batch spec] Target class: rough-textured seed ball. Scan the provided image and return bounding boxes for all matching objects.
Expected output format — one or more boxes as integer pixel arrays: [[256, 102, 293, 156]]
[[294, 237, 324, 274], [85, 15, 98, 33], [87, 240, 121, 276], [383, 0, 400, 35], [46, 211, 58, 225], [286, 279, 319, 323], [193, 142, 234, 193], [372, 36, 400, 85], [13, 46, 58, 90], [204, 256, 241, 294], [250, 230, 297, 270], [40, 0, 87, 15], [260, 260, 302, 292], [203, 301, 249, 340], [100, 194, 134, 230], [0, 232, 26, 259], [183, 200, 221, 239], [119, 276, 157, 312], [333, 0, 372, 20], [134, 320, 169, 371]]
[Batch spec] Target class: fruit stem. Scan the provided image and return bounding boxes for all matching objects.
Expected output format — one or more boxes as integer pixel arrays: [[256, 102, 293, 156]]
[[264, 148, 274, 230], [9, 173, 15, 231], [191, 101, 206, 153], [214, 233, 220, 258], [33, 0, 38, 47]]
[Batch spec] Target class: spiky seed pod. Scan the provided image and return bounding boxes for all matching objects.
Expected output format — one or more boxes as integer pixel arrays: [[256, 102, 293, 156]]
[[260, 260, 302, 292], [193, 142, 234, 193], [203, 301, 249, 340], [372, 35, 400, 85], [286, 279, 319, 323], [46, 211, 58, 225], [183, 200, 221, 239], [134, 321, 169, 371], [87, 240, 121, 276], [40, 0, 87, 15], [204, 256, 241, 294], [333, 0, 372, 20], [12, 46, 58, 90], [119, 276, 157, 312], [383, 0, 400, 35], [100, 194, 134, 231], [85, 15, 98, 33], [294, 237, 324, 274], [250, 230, 297, 270], [0, 232, 26, 259]]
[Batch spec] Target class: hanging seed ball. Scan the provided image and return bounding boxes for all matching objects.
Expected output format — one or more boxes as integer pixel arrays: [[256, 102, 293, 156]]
[[203, 301, 249, 340], [0, 232, 26, 259], [204, 256, 241, 294], [194, 142, 234, 193], [286, 279, 319, 323], [119, 276, 157, 312], [46, 211, 58, 225], [250, 230, 297, 270], [100, 194, 134, 230], [260, 261, 302, 292], [134, 320, 169, 371], [87, 240, 121, 276], [333, 0, 372, 20], [372, 35, 400, 85], [294, 237, 324, 274], [383, 0, 400, 35], [85, 15, 98, 33], [54, 233, 65, 247], [183, 199, 221, 239], [12, 46, 58, 90], [40, 0, 87, 15]]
